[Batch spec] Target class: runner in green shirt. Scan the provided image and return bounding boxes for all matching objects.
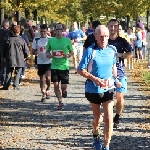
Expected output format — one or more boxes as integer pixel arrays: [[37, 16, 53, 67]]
[[46, 36, 73, 70], [46, 23, 74, 110]]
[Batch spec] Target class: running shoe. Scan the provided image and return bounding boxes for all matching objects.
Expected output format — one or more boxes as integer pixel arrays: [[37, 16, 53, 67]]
[[46, 89, 51, 99], [21, 75, 25, 79], [57, 102, 64, 110], [93, 135, 102, 150], [41, 93, 46, 102], [113, 121, 119, 128], [62, 90, 67, 98], [103, 146, 109, 150], [113, 115, 120, 129]]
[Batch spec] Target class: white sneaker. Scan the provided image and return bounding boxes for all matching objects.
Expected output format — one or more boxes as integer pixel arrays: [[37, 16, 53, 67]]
[[19, 83, 23, 86], [21, 75, 25, 79]]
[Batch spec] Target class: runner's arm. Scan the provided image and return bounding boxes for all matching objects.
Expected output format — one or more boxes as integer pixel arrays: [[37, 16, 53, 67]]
[[32, 38, 37, 55], [117, 38, 133, 59], [112, 64, 122, 87], [117, 52, 133, 59], [67, 39, 74, 57], [112, 64, 117, 78], [80, 34, 87, 41], [68, 50, 74, 57], [80, 30, 87, 41]]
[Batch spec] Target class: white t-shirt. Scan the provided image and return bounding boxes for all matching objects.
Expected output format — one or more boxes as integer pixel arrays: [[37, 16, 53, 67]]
[[32, 36, 52, 64]]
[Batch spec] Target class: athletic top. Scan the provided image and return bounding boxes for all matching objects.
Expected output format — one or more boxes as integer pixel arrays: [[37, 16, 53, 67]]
[[32, 36, 51, 64], [46, 37, 73, 70], [83, 33, 96, 49], [108, 36, 132, 78], [136, 32, 142, 48], [86, 29, 93, 36], [78, 44, 117, 93], [68, 29, 85, 46]]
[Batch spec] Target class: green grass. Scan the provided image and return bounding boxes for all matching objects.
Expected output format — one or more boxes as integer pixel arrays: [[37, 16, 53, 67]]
[[142, 71, 150, 84]]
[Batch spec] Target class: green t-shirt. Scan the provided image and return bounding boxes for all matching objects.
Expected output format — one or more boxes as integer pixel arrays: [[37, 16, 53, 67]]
[[46, 37, 73, 70]]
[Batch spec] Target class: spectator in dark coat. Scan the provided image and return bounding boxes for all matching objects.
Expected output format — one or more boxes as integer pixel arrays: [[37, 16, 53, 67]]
[[0, 19, 10, 86], [2, 25, 29, 90]]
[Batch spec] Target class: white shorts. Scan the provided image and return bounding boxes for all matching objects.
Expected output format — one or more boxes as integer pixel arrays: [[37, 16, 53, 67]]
[[73, 45, 83, 59]]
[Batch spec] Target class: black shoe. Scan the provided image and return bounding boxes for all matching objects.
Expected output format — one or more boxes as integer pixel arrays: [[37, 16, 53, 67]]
[[41, 93, 46, 102], [62, 90, 67, 98], [0, 87, 9, 90], [113, 121, 119, 128]]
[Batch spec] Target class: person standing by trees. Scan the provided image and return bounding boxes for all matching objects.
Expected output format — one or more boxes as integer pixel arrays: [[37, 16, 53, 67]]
[[2, 25, 29, 90], [24, 19, 35, 42], [0, 19, 10, 86]]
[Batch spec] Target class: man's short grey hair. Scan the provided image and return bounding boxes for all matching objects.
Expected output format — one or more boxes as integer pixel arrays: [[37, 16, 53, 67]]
[[95, 25, 109, 34], [2, 19, 9, 27]]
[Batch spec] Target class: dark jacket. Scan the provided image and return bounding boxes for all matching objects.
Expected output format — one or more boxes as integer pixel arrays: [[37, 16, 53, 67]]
[[21, 33, 30, 46], [0, 28, 10, 54], [3, 34, 29, 67]]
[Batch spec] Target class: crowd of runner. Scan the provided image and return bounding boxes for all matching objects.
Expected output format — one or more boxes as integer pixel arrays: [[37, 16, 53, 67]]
[[0, 18, 149, 150]]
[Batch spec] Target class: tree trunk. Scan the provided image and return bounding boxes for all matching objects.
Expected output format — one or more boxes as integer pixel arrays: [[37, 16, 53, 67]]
[[0, 8, 4, 25]]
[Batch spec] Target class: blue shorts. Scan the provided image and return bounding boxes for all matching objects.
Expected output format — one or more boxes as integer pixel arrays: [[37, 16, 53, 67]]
[[115, 76, 127, 93]]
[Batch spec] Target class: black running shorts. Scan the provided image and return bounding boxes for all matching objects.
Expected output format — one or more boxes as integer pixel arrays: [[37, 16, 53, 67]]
[[51, 69, 69, 84], [37, 64, 51, 76], [85, 90, 114, 105]]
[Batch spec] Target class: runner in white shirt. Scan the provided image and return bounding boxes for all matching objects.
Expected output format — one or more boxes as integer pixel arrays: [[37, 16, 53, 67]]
[[32, 24, 52, 102]]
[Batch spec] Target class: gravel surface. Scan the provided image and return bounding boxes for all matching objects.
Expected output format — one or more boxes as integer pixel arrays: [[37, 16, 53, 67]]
[[0, 69, 149, 150]]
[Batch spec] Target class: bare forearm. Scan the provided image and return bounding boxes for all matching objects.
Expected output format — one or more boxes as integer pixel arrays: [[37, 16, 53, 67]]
[[81, 35, 87, 41], [77, 69, 95, 81], [69, 51, 74, 56], [32, 49, 36, 55], [112, 65, 117, 78], [124, 52, 133, 58]]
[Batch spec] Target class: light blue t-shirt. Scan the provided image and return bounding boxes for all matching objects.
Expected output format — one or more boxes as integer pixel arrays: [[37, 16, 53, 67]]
[[86, 29, 93, 36], [69, 29, 84, 46], [136, 32, 142, 48], [78, 44, 117, 93]]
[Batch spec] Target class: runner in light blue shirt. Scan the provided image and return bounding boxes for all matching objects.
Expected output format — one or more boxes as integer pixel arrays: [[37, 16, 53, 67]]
[[77, 25, 122, 150]]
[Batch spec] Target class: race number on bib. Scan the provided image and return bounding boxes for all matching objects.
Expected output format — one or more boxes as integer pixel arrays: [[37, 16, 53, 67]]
[[53, 50, 64, 58], [39, 46, 46, 52], [100, 78, 114, 89]]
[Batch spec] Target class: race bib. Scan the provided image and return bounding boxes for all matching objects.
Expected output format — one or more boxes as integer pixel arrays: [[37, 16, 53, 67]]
[[100, 78, 114, 89], [53, 50, 64, 58], [39, 46, 46, 52]]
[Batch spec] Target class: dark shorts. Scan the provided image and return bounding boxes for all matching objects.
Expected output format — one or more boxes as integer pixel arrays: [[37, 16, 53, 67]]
[[85, 90, 114, 105], [51, 69, 69, 84], [137, 47, 142, 51], [37, 64, 51, 76]]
